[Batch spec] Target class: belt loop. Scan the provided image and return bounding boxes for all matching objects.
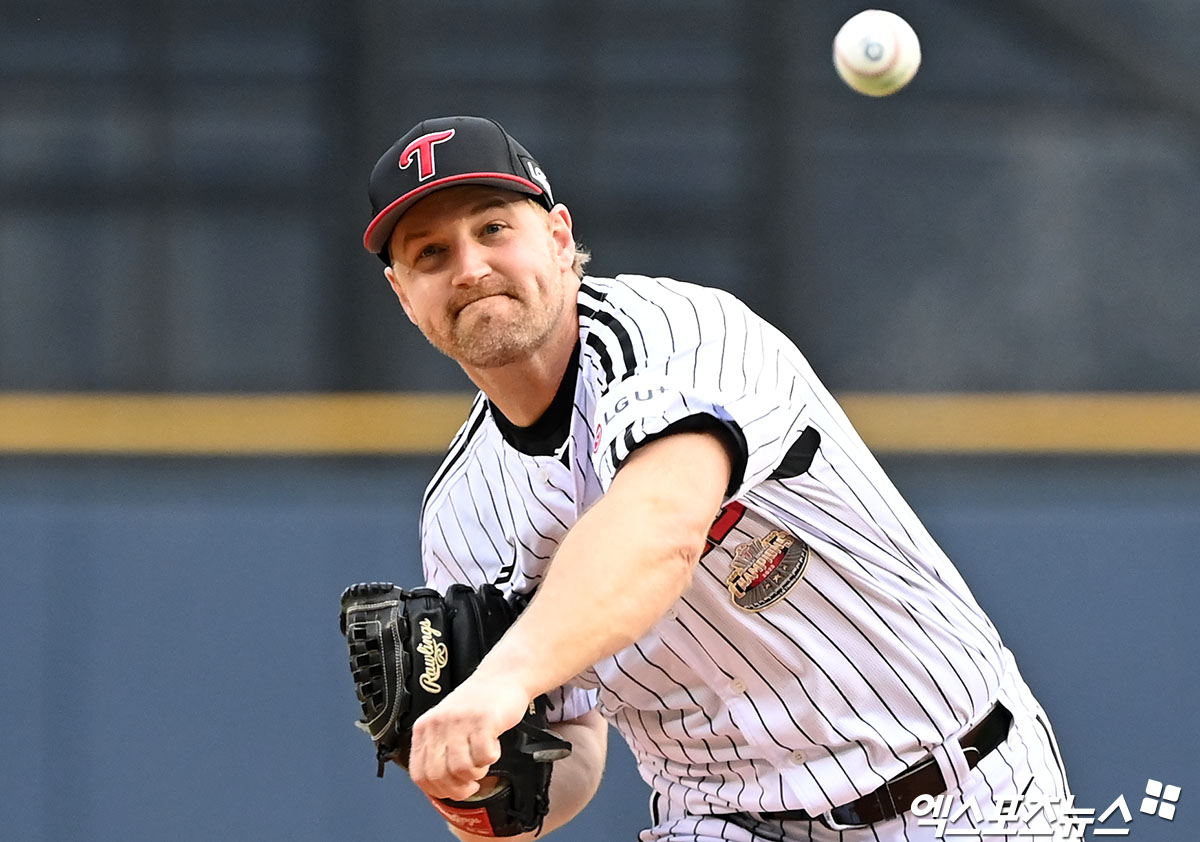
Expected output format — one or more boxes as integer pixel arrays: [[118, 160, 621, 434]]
[[821, 808, 866, 832], [823, 785, 900, 830], [878, 786, 897, 825], [931, 732, 972, 794]]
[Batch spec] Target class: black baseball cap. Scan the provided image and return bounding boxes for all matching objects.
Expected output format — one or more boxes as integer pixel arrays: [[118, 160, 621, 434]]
[[363, 115, 555, 258]]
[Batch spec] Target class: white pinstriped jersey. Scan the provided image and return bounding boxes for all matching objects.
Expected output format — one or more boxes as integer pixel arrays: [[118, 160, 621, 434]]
[[418, 274, 1010, 817]]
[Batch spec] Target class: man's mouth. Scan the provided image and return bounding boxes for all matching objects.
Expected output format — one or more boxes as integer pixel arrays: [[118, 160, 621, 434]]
[[455, 292, 510, 315]]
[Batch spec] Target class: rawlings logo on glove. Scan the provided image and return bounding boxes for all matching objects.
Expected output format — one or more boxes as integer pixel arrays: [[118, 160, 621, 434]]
[[416, 618, 449, 693], [339, 582, 571, 837]]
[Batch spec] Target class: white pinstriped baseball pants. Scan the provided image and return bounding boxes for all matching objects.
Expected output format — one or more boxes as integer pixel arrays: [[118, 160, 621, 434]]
[[637, 651, 1071, 842]]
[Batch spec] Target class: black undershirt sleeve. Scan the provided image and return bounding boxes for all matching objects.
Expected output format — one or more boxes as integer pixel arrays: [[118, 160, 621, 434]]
[[616, 413, 748, 500]]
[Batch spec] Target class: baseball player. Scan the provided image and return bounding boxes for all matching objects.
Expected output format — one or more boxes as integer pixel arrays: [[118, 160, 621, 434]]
[[361, 115, 1071, 841]]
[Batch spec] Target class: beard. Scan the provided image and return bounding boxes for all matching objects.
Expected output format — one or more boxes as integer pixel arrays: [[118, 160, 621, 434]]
[[422, 279, 566, 369]]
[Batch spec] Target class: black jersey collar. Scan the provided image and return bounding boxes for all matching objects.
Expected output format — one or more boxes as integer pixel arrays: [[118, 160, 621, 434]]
[[488, 341, 580, 457]]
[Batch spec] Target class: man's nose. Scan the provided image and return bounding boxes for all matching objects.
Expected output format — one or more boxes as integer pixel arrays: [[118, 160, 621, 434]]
[[449, 239, 490, 286]]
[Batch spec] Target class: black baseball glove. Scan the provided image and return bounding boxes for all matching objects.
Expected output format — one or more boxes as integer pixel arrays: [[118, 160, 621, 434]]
[[339, 582, 572, 837]]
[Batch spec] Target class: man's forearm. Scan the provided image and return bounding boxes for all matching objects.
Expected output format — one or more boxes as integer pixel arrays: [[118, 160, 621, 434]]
[[474, 430, 732, 702]]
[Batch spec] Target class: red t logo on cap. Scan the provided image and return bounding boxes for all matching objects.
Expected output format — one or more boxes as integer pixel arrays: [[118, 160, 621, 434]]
[[399, 129, 456, 182]]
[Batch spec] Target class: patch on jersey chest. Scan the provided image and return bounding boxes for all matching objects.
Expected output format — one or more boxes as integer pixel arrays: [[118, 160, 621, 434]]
[[725, 530, 809, 612]]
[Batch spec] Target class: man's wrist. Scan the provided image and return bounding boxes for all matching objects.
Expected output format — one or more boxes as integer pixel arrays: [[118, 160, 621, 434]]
[[471, 630, 544, 703]]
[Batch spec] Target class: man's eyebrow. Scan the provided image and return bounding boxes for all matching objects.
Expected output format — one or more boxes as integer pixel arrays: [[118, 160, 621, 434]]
[[400, 228, 429, 250], [400, 196, 518, 250], [467, 195, 516, 214]]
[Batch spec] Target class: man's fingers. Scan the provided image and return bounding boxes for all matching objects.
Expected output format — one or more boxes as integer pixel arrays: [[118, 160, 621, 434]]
[[439, 733, 499, 790], [469, 731, 503, 768], [409, 712, 502, 800], [417, 756, 492, 800]]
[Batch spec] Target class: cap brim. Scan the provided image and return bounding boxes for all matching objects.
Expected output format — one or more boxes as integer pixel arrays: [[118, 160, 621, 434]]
[[363, 172, 546, 254]]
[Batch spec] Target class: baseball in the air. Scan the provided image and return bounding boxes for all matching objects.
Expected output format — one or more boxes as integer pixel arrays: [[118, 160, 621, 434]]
[[833, 9, 921, 97]]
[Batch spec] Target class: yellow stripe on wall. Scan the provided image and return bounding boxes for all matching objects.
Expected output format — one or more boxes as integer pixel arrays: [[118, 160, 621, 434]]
[[838, 392, 1200, 454], [0, 393, 475, 455], [1, 392, 1198, 456]]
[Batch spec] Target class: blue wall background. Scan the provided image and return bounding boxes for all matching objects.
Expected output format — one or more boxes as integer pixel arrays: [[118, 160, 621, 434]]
[[2, 455, 1196, 841]]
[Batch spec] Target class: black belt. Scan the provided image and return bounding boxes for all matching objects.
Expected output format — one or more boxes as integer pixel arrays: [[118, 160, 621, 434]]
[[758, 702, 1013, 829]]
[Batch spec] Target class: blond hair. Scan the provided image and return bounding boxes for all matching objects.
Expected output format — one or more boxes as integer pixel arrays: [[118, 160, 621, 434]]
[[572, 245, 592, 278]]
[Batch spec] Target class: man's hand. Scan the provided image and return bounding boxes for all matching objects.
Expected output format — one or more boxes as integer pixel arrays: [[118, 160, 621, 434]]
[[408, 672, 533, 801], [339, 583, 573, 837], [442, 710, 610, 842]]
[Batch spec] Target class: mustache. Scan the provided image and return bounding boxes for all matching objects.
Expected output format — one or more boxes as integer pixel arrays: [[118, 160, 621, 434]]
[[449, 287, 514, 313]]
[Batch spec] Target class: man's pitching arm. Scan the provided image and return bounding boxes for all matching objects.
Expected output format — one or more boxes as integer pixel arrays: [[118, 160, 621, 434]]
[[407, 428, 733, 802]]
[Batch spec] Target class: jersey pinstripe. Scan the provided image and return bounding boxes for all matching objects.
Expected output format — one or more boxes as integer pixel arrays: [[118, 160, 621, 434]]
[[419, 274, 1017, 817]]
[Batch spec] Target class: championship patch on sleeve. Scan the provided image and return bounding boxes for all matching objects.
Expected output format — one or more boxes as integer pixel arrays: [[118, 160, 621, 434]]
[[725, 530, 810, 612]]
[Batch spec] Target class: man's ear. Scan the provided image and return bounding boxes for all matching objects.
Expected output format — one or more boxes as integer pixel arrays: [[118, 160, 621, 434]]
[[383, 265, 418, 326], [547, 204, 576, 272]]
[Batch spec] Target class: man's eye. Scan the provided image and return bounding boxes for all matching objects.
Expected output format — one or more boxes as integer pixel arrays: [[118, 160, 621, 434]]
[[483, 222, 505, 235], [416, 244, 441, 261]]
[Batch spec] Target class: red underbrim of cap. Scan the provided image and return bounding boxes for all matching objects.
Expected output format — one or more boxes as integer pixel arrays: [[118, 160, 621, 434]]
[[363, 172, 546, 254]]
